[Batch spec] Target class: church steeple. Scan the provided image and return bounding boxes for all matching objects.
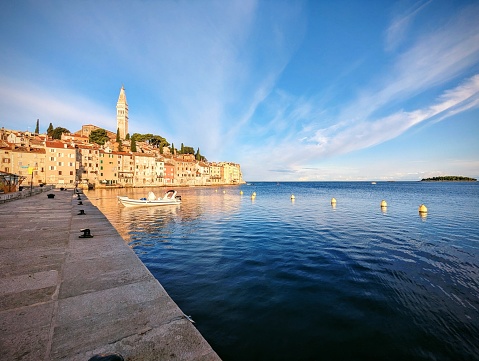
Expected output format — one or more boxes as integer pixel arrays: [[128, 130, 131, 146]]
[[116, 85, 128, 140]]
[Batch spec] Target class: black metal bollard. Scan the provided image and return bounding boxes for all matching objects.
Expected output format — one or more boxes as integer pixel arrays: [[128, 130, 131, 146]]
[[88, 353, 124, 361], [79, 228, 93, 238], [78, 209, 85, 215]]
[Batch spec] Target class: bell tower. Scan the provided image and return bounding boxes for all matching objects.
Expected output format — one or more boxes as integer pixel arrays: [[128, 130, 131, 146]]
[[116, 85, 128, 140]]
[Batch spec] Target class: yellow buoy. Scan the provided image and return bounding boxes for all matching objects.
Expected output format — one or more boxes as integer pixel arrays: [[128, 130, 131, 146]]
[[331, 197, 337, 204], [419, 204, 428, 213], [240, 190, 243, 195], [252, 192, 256, 196], [380, 200, 387, 208], [291, 194, 295, 200]]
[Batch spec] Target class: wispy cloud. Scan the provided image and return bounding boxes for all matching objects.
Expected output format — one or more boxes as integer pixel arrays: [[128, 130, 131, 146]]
[[307, 74, 479, 157], [0, 77, 113, 132], [238, 4, 479, 180], [385, 0, 432, 52]]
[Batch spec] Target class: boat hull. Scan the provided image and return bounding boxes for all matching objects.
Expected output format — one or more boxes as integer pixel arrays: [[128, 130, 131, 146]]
[[118, 196, 181, 207]]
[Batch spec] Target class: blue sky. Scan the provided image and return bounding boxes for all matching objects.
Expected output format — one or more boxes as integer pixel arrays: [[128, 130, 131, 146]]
[[1, 0, 478, 181]]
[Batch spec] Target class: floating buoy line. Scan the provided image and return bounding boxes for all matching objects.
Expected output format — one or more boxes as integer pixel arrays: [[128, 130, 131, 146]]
[[234, 191, 428, 216]]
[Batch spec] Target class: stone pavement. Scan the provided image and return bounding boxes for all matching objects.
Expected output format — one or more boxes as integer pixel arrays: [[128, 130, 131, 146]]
[[0, 189, 221, 361]]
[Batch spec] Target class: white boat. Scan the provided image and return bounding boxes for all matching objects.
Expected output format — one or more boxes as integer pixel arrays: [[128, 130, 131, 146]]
[[118, 190, 181, 207]]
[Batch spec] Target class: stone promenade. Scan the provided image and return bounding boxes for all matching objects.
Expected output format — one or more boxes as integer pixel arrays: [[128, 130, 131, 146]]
[[0, 188, 221, 361]]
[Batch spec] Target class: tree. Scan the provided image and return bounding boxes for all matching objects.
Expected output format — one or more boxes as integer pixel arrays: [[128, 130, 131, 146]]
[[125, 133, 130, 140], [35, 119, 39, 134], [180, 143, 184, 154], [47, 123, 54, 137], [116, 128, 120, 142], [52, 127, 70, 140], [183, 146, 194, 154], [89, 128, 110, 145], [150, 135, 169, 148], [131, 138, 137, 152], [195, 147, 201, 161], [170, 143, 175, 154]]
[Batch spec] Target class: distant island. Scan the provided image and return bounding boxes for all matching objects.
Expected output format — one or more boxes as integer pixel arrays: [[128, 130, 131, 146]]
[[421, 176, 477, 182]]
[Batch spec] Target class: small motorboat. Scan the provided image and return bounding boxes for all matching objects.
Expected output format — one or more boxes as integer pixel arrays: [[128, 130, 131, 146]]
[[118, 190, 181, 207]]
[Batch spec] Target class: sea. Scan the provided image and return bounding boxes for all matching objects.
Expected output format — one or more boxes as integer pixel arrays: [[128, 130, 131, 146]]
[[88, 181, 479, 361]]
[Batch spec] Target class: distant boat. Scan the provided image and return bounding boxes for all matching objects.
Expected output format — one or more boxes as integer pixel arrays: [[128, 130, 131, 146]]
[[118, 190, 181, 207], [371, 182, 377, 185]]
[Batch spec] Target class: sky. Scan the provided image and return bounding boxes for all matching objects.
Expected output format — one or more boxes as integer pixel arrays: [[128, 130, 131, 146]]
[[1, 0, 478, 181]]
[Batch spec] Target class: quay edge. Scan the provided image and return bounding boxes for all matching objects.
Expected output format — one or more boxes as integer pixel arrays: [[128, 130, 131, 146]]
[[0, 189, 221, 361]]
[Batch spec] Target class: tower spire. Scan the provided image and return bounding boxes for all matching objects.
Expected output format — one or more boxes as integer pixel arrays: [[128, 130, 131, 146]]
[[116, 85, 128, 140]]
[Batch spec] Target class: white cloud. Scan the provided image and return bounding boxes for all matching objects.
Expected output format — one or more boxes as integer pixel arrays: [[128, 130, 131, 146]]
[[0, 77, 113, 132], [385, 0, 432, 52]]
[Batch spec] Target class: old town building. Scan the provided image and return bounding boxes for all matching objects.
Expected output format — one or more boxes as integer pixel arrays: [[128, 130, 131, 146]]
[[1, 86, 244, 191]]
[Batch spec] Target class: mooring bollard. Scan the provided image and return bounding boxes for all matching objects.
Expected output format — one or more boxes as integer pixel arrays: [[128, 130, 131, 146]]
[[88, 353, 124, 361], [79, 228, 93, 238], [78, 209, 85, 215], [78, 201, 83, 205], [47, 194, 55, 199]]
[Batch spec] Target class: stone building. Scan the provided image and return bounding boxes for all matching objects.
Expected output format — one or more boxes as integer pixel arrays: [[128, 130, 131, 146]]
[[45, 141, 77, 186]]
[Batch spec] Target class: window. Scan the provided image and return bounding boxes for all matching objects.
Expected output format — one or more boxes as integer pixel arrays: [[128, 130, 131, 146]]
[[59, 171, 62, 175], [70, 171, 73, 175]]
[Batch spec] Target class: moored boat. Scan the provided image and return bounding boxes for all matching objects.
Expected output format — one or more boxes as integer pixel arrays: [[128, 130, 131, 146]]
[[118, 190, 181, 207]]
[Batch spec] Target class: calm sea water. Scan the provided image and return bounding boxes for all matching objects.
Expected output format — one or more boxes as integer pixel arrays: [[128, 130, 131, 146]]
[[89, 182, 479, 361]]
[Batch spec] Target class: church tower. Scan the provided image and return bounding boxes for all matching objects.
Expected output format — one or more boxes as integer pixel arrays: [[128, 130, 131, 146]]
[[116, 85, 128, 140]]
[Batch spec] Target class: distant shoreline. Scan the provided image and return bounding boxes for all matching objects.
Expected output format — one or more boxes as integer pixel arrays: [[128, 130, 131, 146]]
[[421, 176, 477, 182]]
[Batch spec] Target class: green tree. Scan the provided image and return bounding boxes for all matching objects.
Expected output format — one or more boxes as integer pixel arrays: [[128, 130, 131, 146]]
[[52, 127, 70, 140], [170, 143, 175, 154], [118, 139, 123, 152], [47, 123, 54, 137], [183, 146, 194, 154], [125, 133, 130, 140], [116, 128, 120, 142], [131, 138, 137, 152], [150, 135, 169, 148], [89, 128, 110, 145], [195, 147, 201, 161], [180, 143, 184, 154], [35, 119, 39, 134]]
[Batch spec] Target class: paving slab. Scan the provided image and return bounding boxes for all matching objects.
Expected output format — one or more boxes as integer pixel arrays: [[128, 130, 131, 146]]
[[0, 189, 221, 361]]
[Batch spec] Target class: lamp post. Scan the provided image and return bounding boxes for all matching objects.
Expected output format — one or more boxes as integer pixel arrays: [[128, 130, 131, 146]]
[[28, 167, 34, 195]]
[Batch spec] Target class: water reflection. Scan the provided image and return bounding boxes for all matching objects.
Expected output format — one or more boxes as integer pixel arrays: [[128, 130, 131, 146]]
[[87, 182, 479, 361]]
